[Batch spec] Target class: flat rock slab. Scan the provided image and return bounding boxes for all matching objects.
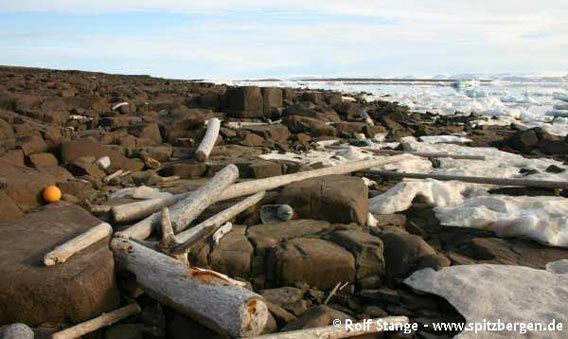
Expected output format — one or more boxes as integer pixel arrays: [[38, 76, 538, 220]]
[[277, 175, 368, 225], [0, 204, 119, 325], [405, 262, 568, 338]]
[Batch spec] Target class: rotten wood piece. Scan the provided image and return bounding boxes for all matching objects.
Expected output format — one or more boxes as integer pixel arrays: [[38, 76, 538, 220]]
[[363, 170, 568, 190], [44, 222, 113, 266], [253, 316, 409, 339], [196, 117, 221, 162], [116, 164, 239, 240], [110, 238, 268, 337], [51, 303, 141, 339]]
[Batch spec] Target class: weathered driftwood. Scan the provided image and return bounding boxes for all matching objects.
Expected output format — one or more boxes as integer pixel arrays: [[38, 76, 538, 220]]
[[110, 238, 268, 337], [326, 146, 485, 160], [112, 193, 180, 223], [364, 170, 568, 190], [44, 222, 113, 266], [217, 155, 409, 201], [113, 156, 408, 237], [253, 316, 409, 339], [212, 222, 233, 246], [116, 164, 239, 240], [158, 207, 187, 264], [171, 191, 266, 254], [196, 118, 221, 162], [51, 303, 141, 339]]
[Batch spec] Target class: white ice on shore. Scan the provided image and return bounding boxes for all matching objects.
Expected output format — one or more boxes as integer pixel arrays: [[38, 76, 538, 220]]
[[404, 261, 568, 338], [435, 195, 568, 247]]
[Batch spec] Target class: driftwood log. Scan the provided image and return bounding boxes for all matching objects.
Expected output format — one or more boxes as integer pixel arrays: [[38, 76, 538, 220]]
[[253, 316, 409, 339], [196, 118, 221, 162], [44, 222, 113, 266], [51, 303, 141, 339], [325, 146, 485, 160], [363, 170, 568, 190], [116, 164, 239, 240], [113, 155, 409, 238], [171, 191, 266, 254], [110, 238, 268, 337]]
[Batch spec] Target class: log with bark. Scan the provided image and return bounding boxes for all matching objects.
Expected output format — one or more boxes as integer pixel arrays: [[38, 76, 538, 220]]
[[115, 164, 239, 240], [113, 155, 409, 237], [51, 303, 141, 339], [44, 222, 113, 266], [196, 118, 221, 162], [110, 238, 268, 337]]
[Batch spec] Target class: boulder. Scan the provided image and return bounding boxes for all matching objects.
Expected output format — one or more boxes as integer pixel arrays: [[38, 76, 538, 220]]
[[238, 160, 283, 179], [159, 162, 207, 178], [27, 152, 58, 168], [260, 287, 305, 307], [505, 129, 539, 153], [247, 219, 333, 251], [281, 305, 331, 331], [17, 135, 48, 156], [227, 86, 264, 118], [209, 225, 254, 279], [267, 238, 355, 290], [379, 231, 437, 279], [244, 124, 291, 143], [237, 132, 265, 147], [60, 138, 144, 171], [330, 230, 385, 280], [282, 115, 337, 137], [128, 122, 162, 144], [0, 204, 119, 325], [277, 175, 368, 225], [0, 119, 15, 150], [0, 191, 23, 220], [262, 87, 283, 117]]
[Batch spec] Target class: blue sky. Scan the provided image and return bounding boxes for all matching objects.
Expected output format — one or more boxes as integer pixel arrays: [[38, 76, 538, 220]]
[[0, 1, 566, 79]]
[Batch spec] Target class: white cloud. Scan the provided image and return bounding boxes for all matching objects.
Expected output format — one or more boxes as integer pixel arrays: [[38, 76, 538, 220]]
[[1, 0, 566, 77]]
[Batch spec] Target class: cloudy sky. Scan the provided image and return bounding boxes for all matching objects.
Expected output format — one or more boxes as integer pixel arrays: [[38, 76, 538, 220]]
[[0, 1, 566, 79]]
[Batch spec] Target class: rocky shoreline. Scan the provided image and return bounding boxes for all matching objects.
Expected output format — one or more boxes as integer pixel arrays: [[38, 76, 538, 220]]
[[0, 66, 567, 338]]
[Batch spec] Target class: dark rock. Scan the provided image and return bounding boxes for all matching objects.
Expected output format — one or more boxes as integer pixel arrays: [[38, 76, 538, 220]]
[[277, 175, 368, 225], [281, 305, 331, 331], [27, 152, 58, 168], [260, 287, 305, 307], [128, 122, 162, 144], [379, 231, 437, 279], [18, 135, 48, 156], [105, 324, 144, 339], [0, 119, 16, 150], [333, 102, 361, 117], [267, 302, 296, 326], [545, 164, 565, 173], [209, 225, 254, 279], [159, 162, 207, 178], [282, 115, 337, 137], [267, 237, 356, 290], [247, 219, 333, 251], [505, 129, 539, 153], [0, 191, 23, 220], [238, 132, 265, 147], [0, 204, 119, 325], [227, 86, 264, 118], [244, 124, 291, 143], [61, 138, 144, 171], [262, 87, 283, 118], [330, 230, 385, 280]]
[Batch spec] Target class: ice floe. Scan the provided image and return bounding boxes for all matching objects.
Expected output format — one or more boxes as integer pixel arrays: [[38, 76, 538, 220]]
[[405, 261, 568, 338]]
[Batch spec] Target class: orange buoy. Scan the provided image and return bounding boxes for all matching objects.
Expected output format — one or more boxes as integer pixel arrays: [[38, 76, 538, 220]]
[[43, 185, 62, 203]]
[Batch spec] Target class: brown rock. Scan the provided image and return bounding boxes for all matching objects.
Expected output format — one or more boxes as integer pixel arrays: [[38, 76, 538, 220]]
[[159, 162, 207, 178], [18, 135, 48, 156], [227, 86, 264, 118], [281, 305, 331, 331], [277, 175, 368, 225], [238, 132, 265, 147], [379, 231, 437, 279], [61, 138, 144, 171], [245, 124, 291, 142], [28, 152, 58, 168], [0, 191, 24, 220], [282, 115, 337, 137], [330, 230, 385, 280], [262, 87, 283, 118], [268, 238, 355, 290], [209, 225, 254, 279], [0, 204, 119, 325]]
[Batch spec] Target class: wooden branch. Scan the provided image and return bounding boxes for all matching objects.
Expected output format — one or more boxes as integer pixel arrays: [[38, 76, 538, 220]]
[[110, 238, 268, 337], [115, 164, 239, 240], [326, 146, 485, 160], [51, 303, 141, 339], [252, 316, 409, 339], [217, 155, 409, 201], [196, 118, 221, 162], [114, 156, 408, 240], [363, 170, 568, 190], [171, 191, 265, 254], [44, 222, 113, 266]]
